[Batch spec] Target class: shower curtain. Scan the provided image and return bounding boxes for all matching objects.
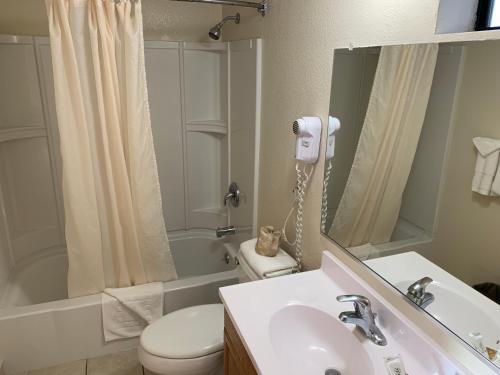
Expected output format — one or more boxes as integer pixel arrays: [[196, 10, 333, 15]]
[[46, 0, 177, 298], [330, 44, 438, 248]]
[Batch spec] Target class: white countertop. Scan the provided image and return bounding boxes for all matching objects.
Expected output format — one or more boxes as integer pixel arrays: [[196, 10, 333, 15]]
[[220, 251, 471, 375]]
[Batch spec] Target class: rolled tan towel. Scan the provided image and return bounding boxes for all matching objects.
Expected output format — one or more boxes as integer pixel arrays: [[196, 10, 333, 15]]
[[255, 226, 281, 257]]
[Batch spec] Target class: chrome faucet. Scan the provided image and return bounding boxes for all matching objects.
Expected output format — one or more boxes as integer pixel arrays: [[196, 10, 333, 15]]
[[406, 277, 434, 309], [337, 294, 387, 346], [216, 225, 236, 238]]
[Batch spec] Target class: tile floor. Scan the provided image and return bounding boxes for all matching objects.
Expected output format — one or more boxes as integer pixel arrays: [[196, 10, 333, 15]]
[[26, 350, 150, 375]]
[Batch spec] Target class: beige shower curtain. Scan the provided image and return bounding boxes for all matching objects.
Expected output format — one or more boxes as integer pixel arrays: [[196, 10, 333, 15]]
[[330, 44, 438, 248], [46, 0, 177, 298]]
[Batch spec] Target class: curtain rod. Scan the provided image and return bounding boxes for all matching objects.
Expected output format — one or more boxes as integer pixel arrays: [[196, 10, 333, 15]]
[[170, 0, 267, 16]]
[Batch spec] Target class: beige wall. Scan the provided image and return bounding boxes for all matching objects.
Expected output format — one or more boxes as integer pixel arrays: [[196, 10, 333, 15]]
[[0, 0, 47, 36], [0, 0, 222, 41], [223, 1, 500, 373], [432, 40, 500, 287], [142, 0, 221, 40], [223, 1, 337, 269]]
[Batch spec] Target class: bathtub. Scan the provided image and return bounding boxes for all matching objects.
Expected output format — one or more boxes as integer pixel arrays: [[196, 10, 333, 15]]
[[373, 217, 432, 258], [0, 229, 243, 374], [348, 218, 433, 261]]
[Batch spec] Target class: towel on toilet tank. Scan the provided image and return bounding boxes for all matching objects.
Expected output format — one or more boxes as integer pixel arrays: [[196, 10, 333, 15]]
[[472, 137, 500, 196], [102, 282, 163, 342], [239, 238, 298, 279]]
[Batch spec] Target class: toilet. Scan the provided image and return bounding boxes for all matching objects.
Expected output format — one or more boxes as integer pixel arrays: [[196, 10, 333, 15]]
[[138, 239, 298, 375], [138, 304, 225, 375]]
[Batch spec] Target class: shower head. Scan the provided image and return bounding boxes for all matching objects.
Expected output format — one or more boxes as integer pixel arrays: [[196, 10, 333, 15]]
[[208, 25, 222, 41], [209, 13, 240, 40]]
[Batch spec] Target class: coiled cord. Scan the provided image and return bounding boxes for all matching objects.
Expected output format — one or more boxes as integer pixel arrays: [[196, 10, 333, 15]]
[[321, 159, 332, 233], [281, 161, 314, 271]]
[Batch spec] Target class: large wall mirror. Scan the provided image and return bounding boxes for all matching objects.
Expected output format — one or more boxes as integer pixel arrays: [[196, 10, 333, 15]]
[[322, 40, 500, 368]]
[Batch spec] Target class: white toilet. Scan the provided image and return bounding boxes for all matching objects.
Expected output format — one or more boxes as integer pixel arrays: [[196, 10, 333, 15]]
[[138, 239, 298, 375], [138, 304, 225, 375]]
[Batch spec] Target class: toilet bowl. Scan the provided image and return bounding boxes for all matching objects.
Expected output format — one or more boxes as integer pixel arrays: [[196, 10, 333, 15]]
[[138, 304, 224, 375]]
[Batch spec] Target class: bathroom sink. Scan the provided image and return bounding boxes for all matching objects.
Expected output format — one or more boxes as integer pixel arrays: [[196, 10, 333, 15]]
[[269, 305, 375, 375], [395, 280, 500, 349], [367, 252, 500, 356], [221, 251, 476, 374]]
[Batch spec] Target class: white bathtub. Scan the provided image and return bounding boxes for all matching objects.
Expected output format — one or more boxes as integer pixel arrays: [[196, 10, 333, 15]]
[[0, 229, 242, 374], [373, 218, 432, 258], [348, 218, 433, 261]]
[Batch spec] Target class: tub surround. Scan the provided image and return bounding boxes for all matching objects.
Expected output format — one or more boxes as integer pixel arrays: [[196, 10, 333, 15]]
[[220, 251, 470, 375]]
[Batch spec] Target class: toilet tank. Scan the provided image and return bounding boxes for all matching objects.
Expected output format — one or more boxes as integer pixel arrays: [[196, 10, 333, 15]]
[[221, 233, 255, 283]]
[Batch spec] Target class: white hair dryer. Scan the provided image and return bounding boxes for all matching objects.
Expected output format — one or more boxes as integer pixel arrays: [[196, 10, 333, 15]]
[[326, 116, 341, 160], [292, 116, 322, 164]]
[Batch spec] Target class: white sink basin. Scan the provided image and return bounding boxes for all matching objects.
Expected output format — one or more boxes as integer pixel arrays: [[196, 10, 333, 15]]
[[395, 280, 500, 350], [367, 252, 500, 356], [269, 304, 375, 375]]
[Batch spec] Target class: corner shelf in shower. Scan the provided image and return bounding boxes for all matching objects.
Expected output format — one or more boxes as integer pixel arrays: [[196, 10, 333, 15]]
[[186, 120, 228, 135], [193, 207, 227, 215], [0, 126, 46, 143], [190, 206, 228, 229]]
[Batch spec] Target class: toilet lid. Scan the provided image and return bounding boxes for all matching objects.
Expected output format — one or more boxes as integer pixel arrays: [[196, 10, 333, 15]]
[[140, 304, 224, 359]]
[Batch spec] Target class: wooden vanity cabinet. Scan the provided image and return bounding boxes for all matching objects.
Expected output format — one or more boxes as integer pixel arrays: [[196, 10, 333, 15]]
[[224, 310, 257, 375]]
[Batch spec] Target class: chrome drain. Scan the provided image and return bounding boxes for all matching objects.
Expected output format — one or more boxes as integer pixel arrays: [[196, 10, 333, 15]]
[[325, 369, 341, 375]]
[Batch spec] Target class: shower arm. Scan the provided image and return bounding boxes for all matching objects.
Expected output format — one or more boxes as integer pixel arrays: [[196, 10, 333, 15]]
[[170, 0, 267, 16], [217, 13, 240, 27]]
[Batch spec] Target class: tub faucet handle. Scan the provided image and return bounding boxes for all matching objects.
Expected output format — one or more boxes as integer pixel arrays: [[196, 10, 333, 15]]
[[224, 182, 240, 207]]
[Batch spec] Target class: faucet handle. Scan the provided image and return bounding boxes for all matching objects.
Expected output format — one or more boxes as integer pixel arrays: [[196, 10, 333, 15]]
[[223, 182, 240, 207], [407, 277, 433, 298], [337, 294, 372, 315]]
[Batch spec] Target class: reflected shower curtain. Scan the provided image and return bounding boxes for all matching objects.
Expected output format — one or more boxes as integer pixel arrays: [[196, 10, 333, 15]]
[[46, 0, 177, 298], [330, 44, 438, 248]]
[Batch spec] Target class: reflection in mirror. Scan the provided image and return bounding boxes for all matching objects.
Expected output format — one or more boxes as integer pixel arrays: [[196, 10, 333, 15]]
[[322, 41, 500, 368]]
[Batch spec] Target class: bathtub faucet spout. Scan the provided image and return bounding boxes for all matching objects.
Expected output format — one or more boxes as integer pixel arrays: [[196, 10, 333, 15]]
[[216, 226, 236, 238]]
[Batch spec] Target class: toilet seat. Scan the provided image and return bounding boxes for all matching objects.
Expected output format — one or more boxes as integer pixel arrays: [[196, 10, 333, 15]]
[[139, 304, 224, 375]]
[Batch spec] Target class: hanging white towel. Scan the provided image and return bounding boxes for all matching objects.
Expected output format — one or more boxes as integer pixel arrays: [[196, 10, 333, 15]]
[[102, 282, 163, 342], [472, 137, 500, 196], [238, 238, 298, 279], [492, 152, 500, 196]]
